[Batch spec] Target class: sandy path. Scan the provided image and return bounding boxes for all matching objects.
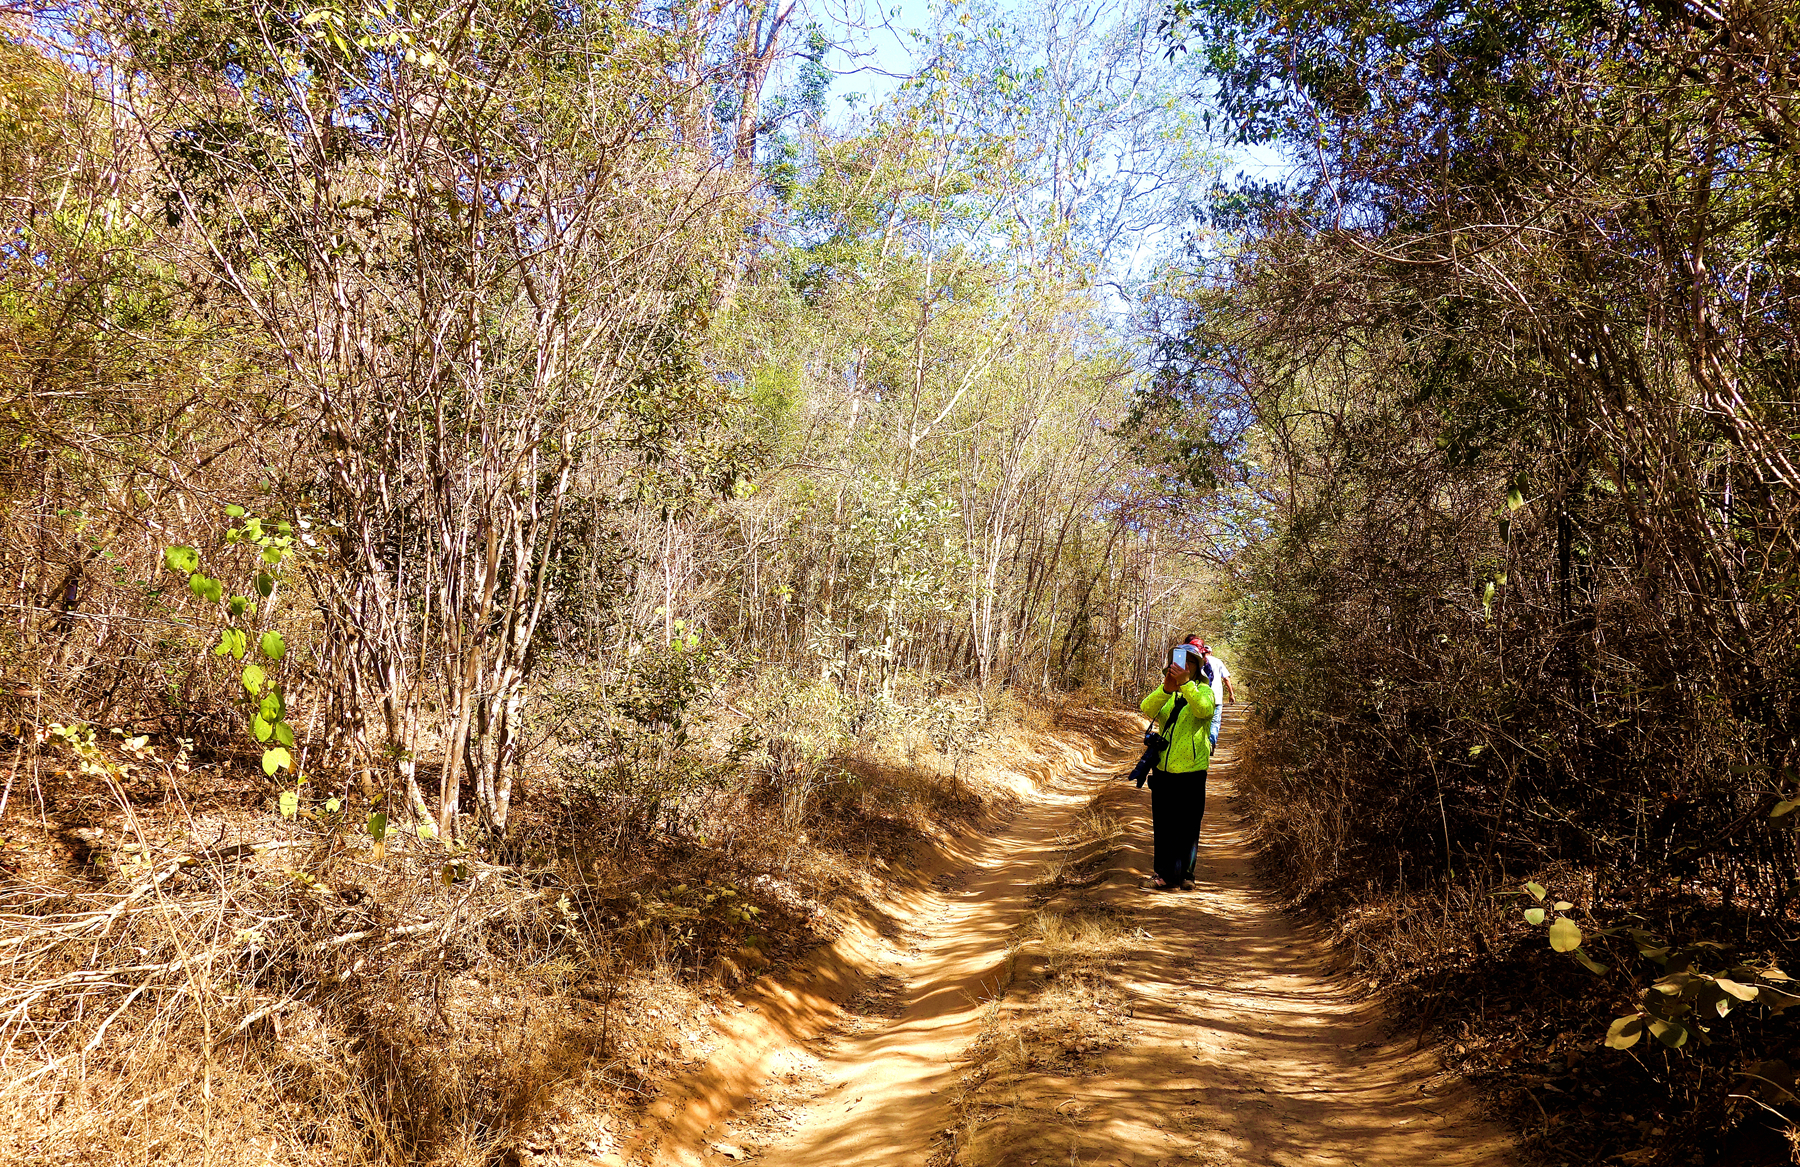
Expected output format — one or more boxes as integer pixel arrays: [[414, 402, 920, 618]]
[[677, 708, 1514, 1167], [748, 774, 1097, 1166], [1037, 709, 1518, 1166]]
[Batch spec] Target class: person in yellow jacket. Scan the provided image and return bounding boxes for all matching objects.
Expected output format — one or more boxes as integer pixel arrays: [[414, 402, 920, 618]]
[[1138, 644, 1216, 891]]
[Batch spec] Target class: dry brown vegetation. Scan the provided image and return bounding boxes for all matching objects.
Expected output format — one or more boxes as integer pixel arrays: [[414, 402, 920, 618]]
[[1145, 2, 1800, 1162], [0, 680, 1060, 1166], [1234, 699, 1800, 1167]]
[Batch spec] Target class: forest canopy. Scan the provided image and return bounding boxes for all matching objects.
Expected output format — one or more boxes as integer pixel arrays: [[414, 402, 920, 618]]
[[2, 0, 1222, 830]]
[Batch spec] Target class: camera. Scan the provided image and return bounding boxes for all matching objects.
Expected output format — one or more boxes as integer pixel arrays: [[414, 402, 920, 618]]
[[1127, 728, 1166, 788]]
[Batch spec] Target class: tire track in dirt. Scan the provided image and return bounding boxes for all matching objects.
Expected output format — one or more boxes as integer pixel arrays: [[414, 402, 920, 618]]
[[729, 764, 1102, 1166], [624, 724, 1119, 1167]]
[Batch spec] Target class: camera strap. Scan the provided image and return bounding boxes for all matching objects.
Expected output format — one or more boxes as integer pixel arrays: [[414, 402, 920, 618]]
[[1157, 693, 1188, 763]]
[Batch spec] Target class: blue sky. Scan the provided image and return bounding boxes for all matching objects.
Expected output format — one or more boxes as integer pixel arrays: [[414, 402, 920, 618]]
[[807, 0, 1291, 181]]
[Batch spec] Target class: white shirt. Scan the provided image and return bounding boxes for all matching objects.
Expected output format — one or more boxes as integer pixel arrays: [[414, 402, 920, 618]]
[[1203, 652, 1230, 705]]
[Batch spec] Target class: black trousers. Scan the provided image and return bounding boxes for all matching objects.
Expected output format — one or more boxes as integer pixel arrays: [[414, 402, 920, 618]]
[[1149, 769, 1208, 886]]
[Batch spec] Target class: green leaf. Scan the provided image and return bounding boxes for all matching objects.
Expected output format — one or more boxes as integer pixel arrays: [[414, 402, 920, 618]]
[[229, 595, 252, 618], [274, 721, 295, 748], [1653, 971, 1698, 995], [259, 630, 287, 661], [278, 790, 299, 819], [189, 573, 223, 604], [1506, 486, 1525, 511], [262, 546, 283, 566], [1554, 900, 1573, 911], [1573, 948, 1610, 975], [261, 746, 292, 776], [259, 690, 285, 723], [1523, 907, 1546, 926], [164, 546, 199, 574], [251, 714, 272, 743], [242, 664, 266, 694], [325, 797, 340, 814], [225, 504, 246, 518], [1549, 918, 1583, 952], [1604, 1016, 1644, 1050], [1525, 881, 1547, 901], [1648, 1017, 1690, 1049], [417, 821, 438, 840], [1714, 977, 1759, 1002], [1772, 799, 1800, 820], [367, 811, 388, 841], [255, 572, 275, 598]]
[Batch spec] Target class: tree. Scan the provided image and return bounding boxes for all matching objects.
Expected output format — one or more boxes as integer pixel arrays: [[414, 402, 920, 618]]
[[100, 0, 754, 831]]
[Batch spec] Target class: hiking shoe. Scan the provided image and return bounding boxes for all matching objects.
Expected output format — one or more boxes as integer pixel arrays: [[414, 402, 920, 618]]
[[1180, 879, 1196, 891]]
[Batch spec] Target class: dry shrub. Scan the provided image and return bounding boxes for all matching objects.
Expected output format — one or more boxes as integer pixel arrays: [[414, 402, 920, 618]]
[[0, 667, 1074, 1167], [721, 670, 1007, 865], [1230, 711, 1351, 906]]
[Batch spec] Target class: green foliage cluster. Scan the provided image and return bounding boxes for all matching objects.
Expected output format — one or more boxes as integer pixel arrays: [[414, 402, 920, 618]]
[[1514, 878, 1800, 1051], [163, 509, 302, 781]]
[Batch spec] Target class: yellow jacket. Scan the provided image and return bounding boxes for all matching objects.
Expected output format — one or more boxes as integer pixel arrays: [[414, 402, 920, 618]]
[[1139, 680, 1215, 774]]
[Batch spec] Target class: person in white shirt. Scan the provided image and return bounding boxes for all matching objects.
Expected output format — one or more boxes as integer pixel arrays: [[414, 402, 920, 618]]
[[1178, 635, 1234, 882], [1197, 640, 1233, 749]]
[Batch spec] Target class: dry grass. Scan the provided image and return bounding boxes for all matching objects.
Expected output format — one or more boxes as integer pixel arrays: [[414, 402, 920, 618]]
[[0, 723, 790, 1167], [0, 818, 657, 1167], [0, 676, 1059, 1167], [1038, 805, 1125, 891]]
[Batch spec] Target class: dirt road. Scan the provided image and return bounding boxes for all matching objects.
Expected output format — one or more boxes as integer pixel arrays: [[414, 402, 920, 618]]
[[664, 709, 1515, 1167]]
